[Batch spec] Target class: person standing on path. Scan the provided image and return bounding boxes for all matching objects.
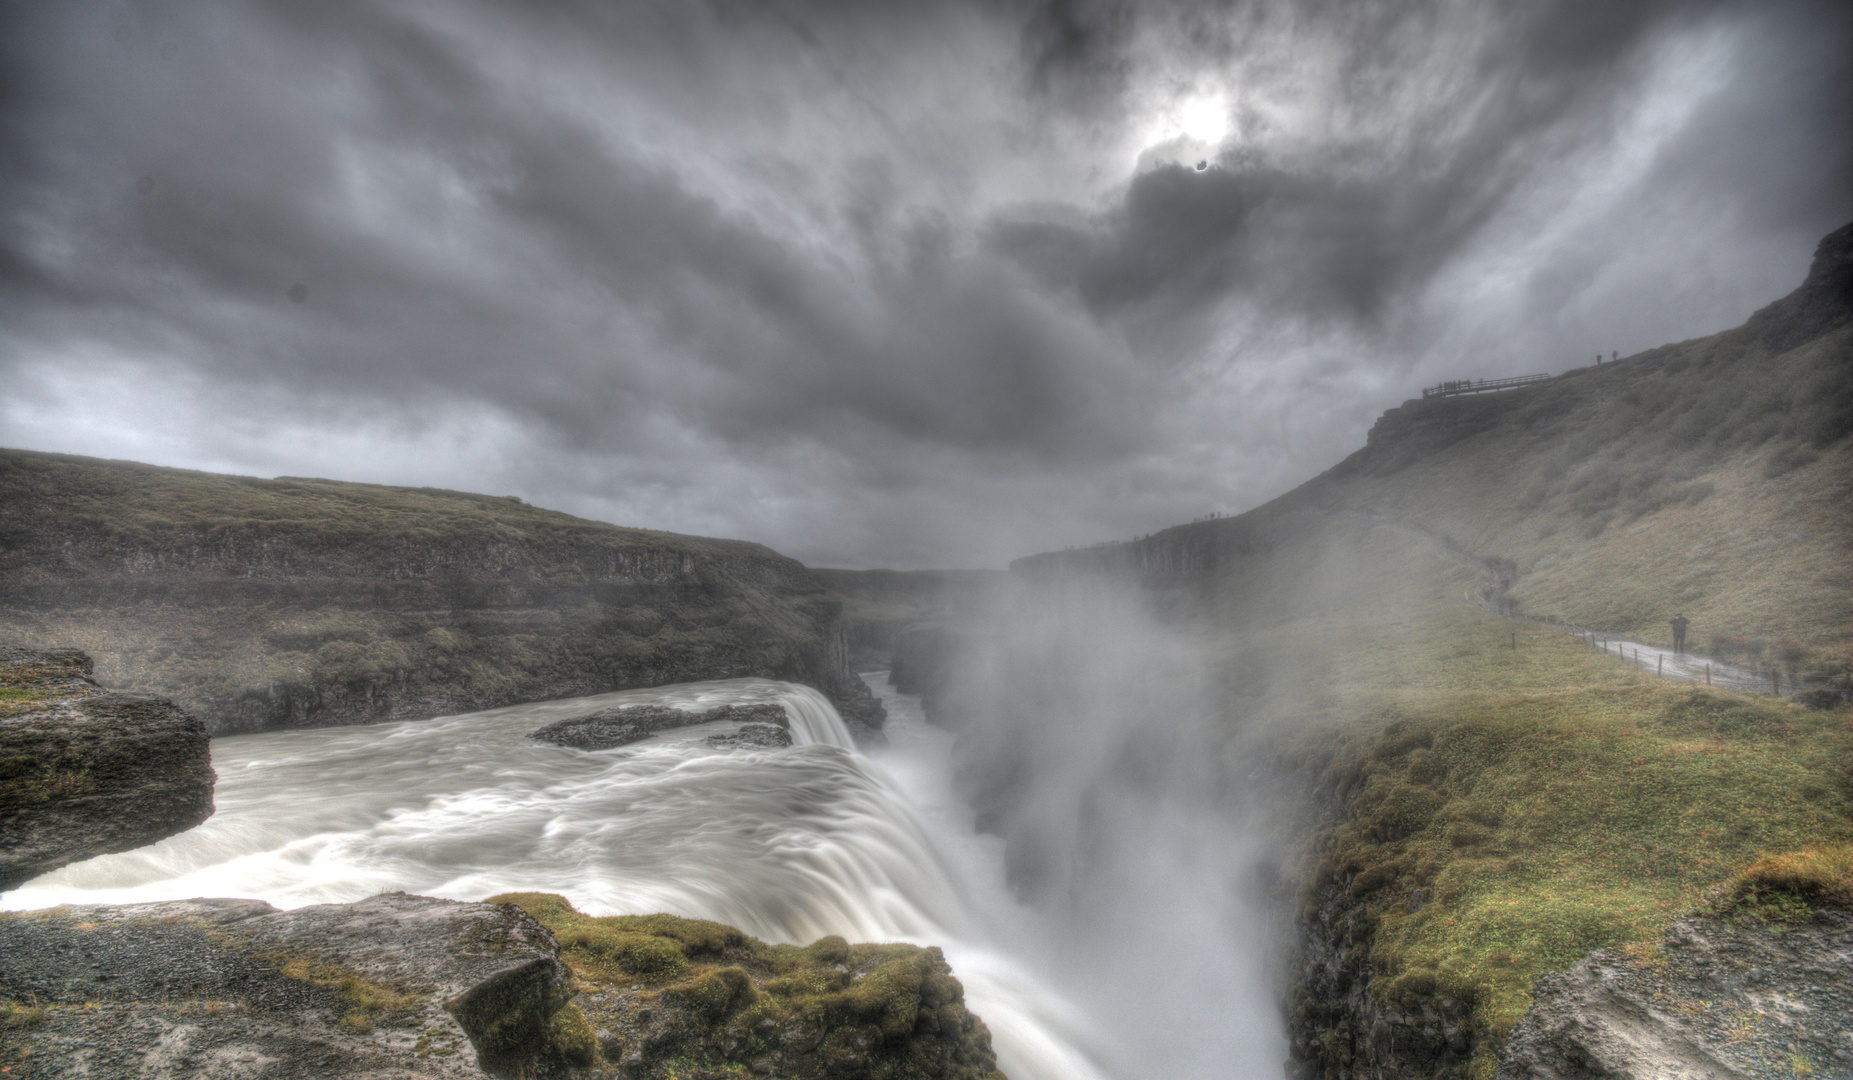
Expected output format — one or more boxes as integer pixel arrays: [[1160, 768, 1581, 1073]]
[[1671, 613, 1689, 654]]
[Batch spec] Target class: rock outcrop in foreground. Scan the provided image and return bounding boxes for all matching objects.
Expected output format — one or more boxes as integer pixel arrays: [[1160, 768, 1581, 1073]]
[[0, 893, 574, 1079], [0, 891, 1008, 1080], [1500, 909, 1853, 1080], [0, 646, 214, 892], [488, 893, 1006, 1080]]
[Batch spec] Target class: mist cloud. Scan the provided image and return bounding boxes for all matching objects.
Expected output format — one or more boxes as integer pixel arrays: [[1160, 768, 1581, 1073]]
[[2, 0, 1849, 567]]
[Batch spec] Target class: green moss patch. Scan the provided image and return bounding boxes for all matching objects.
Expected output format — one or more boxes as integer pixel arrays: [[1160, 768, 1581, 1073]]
[[1720, 842, 1853, 922], [485, 894, 1005, 1080], [224, 940, 426, 1033]]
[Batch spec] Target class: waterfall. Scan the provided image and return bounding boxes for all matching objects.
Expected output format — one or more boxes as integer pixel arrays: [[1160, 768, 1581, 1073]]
[[4, 676, 1107, 1080]]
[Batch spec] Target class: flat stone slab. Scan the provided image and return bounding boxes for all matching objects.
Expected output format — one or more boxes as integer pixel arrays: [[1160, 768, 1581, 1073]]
[[0, 892, 573, 1079]]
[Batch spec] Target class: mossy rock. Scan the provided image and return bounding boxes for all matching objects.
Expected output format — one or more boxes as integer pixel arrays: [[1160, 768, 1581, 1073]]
[[485, 893, 1006, 1080]]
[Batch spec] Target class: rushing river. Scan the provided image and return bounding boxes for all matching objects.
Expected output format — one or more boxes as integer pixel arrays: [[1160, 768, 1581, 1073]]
[[9, 662, 1286, 1078], [6, 676, 1109, 1079]]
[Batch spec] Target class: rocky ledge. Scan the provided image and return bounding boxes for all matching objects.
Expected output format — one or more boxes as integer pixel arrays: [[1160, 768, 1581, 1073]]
[[0, 892, 575, 1079], [529, 703, 793, 751], [0, 891, 1010, 1080], [0, 646, 214, 892], [1500, 909, 1853, 1080], [488, 893, 1007, 1080]]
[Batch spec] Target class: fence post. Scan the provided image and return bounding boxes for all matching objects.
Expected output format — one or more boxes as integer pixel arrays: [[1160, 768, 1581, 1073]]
[[1511, 632, 1517, 651], [1657, 655, 1662, 678], [1705, 663, 1711, 686]]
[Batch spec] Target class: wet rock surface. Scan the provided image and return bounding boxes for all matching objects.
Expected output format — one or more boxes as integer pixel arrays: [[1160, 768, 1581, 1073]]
[[0, 646, 214, 892], [1288, 871, 1485, 1080], [528, 703, 791, 750], [703, 722, 792, 750], [1499, 909, 1853, 1080], [0, 893, 575, 1079]]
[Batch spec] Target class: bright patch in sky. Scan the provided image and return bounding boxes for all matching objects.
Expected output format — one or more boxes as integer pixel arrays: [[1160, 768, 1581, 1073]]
[[1174, 92, 1230, 145]]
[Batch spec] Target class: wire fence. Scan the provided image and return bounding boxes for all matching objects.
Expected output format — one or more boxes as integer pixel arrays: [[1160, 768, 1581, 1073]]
[[1468, 592, 1850, 701]]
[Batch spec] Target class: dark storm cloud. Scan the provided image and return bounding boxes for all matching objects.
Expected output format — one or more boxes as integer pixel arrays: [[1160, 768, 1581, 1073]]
[[2, 0, 1850, 566], [997, 0, 1853, 332]]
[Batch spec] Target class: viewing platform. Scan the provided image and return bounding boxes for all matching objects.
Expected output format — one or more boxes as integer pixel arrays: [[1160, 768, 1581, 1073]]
[[1421, 373, 1553, 399]]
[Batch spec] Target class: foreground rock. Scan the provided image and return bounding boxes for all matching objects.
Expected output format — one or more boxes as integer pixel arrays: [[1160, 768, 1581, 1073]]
[[0, 646, 214, 892], [1499, 909, 1853, 1080], [0, 892, 576, 1079], [0, 892, 1008, 1080], [489, 893, 1007, 1080], [529, 703, 792, 751]]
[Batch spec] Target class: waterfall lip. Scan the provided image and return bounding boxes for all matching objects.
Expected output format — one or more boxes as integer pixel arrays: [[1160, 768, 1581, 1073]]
[[3, 674, 1110, 1080]]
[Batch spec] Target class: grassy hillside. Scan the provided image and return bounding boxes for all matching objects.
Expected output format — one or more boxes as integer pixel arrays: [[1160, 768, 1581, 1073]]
[[0, 450, 879, 734], [1020, 221, 1853, 681], [1258, 599, 1851, 1074]]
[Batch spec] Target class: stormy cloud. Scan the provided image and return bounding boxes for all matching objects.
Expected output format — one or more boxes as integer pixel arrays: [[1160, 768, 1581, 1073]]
[[3, 0, 1849, 567]]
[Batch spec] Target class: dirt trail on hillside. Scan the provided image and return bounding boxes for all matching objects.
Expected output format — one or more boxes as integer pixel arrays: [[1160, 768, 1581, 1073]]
[[1361, 512, 1784, 696], [1568, 629, 1772, 694]]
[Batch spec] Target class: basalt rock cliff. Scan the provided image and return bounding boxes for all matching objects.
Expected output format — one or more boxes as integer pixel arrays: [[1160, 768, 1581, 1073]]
[[0, 645, 214, 892], [0, 451, 882, 737]]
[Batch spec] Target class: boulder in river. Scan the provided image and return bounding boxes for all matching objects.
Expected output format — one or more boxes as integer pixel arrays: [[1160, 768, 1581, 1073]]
[[529, 702, 792, 750]]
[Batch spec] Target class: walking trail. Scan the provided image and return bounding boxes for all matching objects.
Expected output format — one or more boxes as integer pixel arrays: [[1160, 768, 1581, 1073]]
[[1355, 512, 1786, 697]]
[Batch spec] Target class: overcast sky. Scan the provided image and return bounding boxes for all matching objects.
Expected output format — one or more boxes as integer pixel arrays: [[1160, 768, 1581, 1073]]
[[4, 0, 1850, 568]]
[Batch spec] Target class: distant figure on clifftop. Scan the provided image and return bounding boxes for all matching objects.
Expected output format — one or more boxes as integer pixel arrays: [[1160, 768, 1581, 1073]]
[[1671, 613, 1689, 653]]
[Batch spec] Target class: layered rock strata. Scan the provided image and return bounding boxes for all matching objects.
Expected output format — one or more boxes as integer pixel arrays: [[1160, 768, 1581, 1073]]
[[0, 450, 883, 737], [0, 646, 214, 892]]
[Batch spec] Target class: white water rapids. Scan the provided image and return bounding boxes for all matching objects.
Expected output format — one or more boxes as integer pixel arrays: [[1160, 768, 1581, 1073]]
[[6, 676, 1119, 1079]]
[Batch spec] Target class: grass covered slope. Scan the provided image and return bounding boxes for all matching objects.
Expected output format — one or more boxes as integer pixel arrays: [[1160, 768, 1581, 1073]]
[[1306, 224, 1853, 664], [1280, 611, 1850, 1057], [1019, 222, 1853, 680], [486, 893, 1006, 1080], [1147, 514, 1853, 1076], [0, 450, 877, 734]]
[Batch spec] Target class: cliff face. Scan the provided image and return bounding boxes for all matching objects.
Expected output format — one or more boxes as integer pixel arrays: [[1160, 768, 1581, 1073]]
[[0, 645, 214, 891], [810, 568, 1004, 671], [0, 451, 881, 735]]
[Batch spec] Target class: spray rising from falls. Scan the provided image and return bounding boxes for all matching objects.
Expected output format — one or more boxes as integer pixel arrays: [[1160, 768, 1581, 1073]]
[[7, 678, 1108, 1080]]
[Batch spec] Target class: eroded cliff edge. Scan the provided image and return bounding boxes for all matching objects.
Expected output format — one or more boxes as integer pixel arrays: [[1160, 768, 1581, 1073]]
[[0, 645, 214, 891], [0, 450, 881, 736]]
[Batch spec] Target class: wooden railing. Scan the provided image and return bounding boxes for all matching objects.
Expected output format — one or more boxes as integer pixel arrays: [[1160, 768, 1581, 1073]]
[[1421, 373, 1553, 399]]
